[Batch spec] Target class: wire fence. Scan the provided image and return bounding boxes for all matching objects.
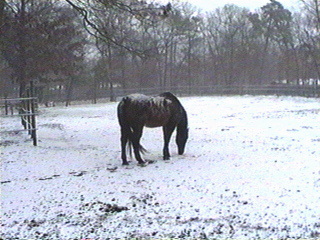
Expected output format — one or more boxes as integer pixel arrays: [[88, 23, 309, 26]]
[[2, 83, 319, 106], [61, 84, 319, 103]]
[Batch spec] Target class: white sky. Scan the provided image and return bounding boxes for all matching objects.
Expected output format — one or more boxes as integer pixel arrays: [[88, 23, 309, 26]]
[[166, 0, 302, 12]]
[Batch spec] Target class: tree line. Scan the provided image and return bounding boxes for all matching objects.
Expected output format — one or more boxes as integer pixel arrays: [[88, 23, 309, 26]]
[[0, 0, 319, 103]]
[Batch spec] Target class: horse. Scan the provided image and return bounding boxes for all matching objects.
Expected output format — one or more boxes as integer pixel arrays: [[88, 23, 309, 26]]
[[117, 92, 189, 165]]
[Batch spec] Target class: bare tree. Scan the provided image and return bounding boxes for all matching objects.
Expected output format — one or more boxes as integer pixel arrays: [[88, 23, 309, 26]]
[[2, 0, 86, 99], [65, 0, 171, 54], [299, 0, 320, 84]]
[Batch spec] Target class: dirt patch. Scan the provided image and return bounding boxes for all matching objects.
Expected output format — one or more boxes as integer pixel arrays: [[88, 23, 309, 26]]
[[39, 123, 64, 130]]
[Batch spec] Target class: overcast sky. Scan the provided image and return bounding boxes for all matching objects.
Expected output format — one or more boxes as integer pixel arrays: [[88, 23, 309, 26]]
[[166, 0, 301, 12]]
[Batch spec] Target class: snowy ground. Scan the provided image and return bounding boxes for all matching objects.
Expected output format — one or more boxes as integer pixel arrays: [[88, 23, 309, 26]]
[[1, 95, 320, 239]]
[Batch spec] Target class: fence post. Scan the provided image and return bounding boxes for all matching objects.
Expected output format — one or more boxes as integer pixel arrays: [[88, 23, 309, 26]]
[[29, 81, 37, 146], [27, 89, 32, 135], [20, 98, 27, 129], [30, 97, 37, 146]]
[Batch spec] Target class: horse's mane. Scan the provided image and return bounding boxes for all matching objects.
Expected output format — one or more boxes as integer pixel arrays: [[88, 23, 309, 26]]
[[160, 92, 188, 127], [159, 92, 181, 104]]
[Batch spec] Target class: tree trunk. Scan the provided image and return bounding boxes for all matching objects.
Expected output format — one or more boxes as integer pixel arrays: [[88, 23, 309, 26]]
[[65, 77, 75, 107], [17, 0, 27, 97]]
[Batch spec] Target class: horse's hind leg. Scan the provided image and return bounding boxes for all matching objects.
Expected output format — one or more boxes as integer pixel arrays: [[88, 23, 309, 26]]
[[163, 124, 175, 160], [120, 128, 129, 165]]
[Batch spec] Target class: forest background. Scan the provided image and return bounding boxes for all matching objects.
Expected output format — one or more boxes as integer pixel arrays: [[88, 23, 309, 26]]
[[0, 0, 319, 104]]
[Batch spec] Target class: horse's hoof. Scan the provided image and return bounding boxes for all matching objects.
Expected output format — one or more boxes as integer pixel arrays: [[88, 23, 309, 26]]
[[138, 161, 148, 167], [122, 162, 129, 166], [107, 167, 118, 172]]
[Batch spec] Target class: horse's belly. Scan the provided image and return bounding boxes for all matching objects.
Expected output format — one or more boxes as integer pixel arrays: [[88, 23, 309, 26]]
[[145, 117, 169, 128], [145, 121, 166, 128]]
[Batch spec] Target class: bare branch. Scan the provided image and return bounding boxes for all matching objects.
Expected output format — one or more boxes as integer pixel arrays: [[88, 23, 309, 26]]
[[64, 0, 171, 57]]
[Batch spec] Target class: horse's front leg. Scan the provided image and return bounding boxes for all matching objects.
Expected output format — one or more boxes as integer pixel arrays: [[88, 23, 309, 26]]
[[163, 124, 175, 160]]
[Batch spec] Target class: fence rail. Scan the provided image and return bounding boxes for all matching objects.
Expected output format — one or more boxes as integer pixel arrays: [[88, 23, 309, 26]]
[[109, 84, 319, 100], [80, 84, 317, 102], [2, 84, 319, 104]]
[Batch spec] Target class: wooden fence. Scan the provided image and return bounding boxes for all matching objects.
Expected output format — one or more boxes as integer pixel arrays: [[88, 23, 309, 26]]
[[0, 97, 38, 146]]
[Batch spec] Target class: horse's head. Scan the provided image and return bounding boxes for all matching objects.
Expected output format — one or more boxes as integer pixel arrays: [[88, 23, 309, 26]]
[[176, 126, 188, 155]]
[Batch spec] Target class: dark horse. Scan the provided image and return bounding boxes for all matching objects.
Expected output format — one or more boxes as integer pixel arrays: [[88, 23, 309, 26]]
[[117, 92, 188, 165]]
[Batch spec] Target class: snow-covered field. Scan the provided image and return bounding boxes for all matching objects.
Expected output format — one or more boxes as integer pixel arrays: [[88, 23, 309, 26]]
[[1, 95, 320, 239]]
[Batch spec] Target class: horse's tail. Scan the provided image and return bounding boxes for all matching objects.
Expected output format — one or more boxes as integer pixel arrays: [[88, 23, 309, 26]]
[[117, 97, 146, 157]]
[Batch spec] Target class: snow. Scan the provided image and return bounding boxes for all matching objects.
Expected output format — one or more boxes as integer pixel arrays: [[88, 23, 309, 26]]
[[1, 95, 320, 239]]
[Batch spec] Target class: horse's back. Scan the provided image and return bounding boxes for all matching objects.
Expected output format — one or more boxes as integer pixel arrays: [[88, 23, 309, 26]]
[[118, 93, 180, 128]]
